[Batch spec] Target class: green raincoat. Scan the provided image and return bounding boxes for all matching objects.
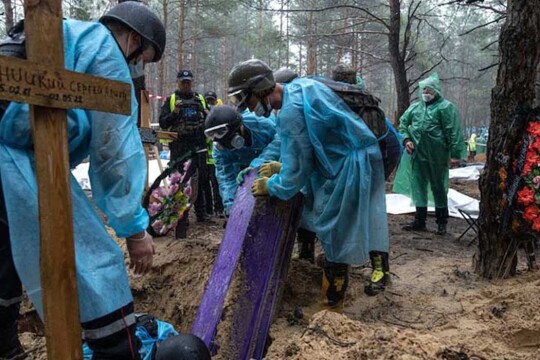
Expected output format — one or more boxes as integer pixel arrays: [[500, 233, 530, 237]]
[[392, 73, 466, 208]]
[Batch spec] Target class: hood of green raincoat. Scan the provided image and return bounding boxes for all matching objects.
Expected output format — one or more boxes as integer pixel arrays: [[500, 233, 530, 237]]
[[418, 72, 443, 100]]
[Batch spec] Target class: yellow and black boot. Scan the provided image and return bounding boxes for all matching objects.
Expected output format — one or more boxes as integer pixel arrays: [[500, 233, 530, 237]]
[[320, 260, 349, 312], [364, 251, 390, 296]]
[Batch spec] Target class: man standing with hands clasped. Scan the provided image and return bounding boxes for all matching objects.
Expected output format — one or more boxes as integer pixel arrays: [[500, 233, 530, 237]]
[[394, 72, 466, 235]]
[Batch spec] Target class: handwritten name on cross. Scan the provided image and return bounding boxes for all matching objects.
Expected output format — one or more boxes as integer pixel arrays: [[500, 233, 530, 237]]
[[0, 1, 131, 358]]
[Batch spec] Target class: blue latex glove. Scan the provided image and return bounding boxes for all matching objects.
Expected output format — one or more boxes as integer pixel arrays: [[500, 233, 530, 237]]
[[236, 167, 253, 185]]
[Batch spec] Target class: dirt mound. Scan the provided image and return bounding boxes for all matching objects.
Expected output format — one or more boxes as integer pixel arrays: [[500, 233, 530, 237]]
[[17, 179, 540, 359], [267, 310, 444, 359]]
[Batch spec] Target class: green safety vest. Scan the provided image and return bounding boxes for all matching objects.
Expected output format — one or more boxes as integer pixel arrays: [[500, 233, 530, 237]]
[[206, 138, 215, 165]]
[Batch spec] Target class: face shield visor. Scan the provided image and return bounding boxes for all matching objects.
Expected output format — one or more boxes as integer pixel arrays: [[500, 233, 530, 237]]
[[228, 89, 251, 112]]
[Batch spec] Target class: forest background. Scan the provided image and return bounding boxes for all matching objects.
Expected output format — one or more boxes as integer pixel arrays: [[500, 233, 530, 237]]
[[0, 0, 504, 131]]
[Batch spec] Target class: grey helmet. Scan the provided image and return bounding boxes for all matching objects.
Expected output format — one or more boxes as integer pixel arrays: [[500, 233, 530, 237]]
[[100, 1, 166, 63], [273, 68, 298, 84], [228, 59, 275, 96]]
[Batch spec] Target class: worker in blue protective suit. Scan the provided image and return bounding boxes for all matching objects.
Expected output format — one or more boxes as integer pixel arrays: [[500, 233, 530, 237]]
[[204, 105, 279, 216], [0, 3, 208, 360], [393, 73, 466, 236], [227, 59, 389, 311], [206, 104, 317, 263], [82, 314, 211, 360], [330, 63, 402, 296]]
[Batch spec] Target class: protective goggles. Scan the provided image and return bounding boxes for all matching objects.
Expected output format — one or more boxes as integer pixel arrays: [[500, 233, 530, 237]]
[[204, 123, 230, 140], [228, 90, 251, 112]]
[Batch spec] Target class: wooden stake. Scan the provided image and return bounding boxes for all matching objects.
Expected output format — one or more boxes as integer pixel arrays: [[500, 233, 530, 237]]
[[0, 1, 131, 357], [24, 2, 82, 358]]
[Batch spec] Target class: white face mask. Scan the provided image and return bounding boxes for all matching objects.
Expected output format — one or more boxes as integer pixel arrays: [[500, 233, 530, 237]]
[[129, 58, 145, 79], [254, 100, 272, 117], [422, 93, 435, 103], [124, 33, 145, 79]]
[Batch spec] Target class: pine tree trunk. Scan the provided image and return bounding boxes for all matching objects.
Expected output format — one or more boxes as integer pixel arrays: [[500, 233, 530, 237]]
[[2, 0, 13, 31], [191, 0, 200, 72], [306, 11, 316, 75], [388, 0, 410, 120], [177, 0, 186, 72], [476, 0, 540, 279], [158, 0, 168, 98]]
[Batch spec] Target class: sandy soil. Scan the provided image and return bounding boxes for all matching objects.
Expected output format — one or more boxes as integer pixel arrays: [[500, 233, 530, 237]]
[[18, 178, 540, 359]]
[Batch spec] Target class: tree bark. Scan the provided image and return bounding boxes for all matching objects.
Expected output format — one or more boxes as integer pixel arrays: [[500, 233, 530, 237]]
[[177, 0, 186, 72], [191, 0, 200, 72], [388, 0, 410, 120], [155, 0, 168, 122], [476, 0, 540, 279], [306, 11, 316, 75], [2, 0, 13, 31]]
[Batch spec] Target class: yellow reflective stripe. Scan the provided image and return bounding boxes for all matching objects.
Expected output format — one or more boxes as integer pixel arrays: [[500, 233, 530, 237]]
[[169, 93, 175, 112], [198, 94, 207, 109]]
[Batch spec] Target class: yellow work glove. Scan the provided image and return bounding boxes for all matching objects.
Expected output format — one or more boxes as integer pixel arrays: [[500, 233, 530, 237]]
[[251, 177, 270, 196], [258, 161, 282, 178]]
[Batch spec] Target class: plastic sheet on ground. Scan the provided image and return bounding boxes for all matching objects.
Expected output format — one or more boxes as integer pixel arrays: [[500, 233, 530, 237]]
[[449, 164, 484, 181], [73, 159, 170, 191], [386, 189, 479, 219]]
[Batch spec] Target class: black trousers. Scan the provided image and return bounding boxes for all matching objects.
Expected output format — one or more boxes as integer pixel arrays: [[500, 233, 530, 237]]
[[0, 169, 23, 354], [204, 164, 223, 214], [170, 138, 208, 220], [0, 219, 23, 356]]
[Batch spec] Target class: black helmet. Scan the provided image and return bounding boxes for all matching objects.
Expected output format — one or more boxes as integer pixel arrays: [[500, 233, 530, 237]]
[[154, 334, 211, 360], [228, 59, 275, 96], [273, 68, 298, 84], [204, 106, 246, 150], [204, 91, 217, 101], [100, 1, 166, 63], [204, 105, 242, 134]]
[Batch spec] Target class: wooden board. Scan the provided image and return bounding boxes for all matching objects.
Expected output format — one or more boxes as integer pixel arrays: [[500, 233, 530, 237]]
[[232, 193, 303, 359], [191, 170, 257, 351], [0, 56, 131, 114], [191, 169, 303, 359], [156, 130, 178, 141], [140, 90, 151, 128]]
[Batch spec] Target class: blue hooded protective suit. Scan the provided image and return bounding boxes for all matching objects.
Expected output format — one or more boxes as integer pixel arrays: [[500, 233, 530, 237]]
[[214, 110, 279, 215], [266, 78, 388, 265], [0, 20, 147, 323]]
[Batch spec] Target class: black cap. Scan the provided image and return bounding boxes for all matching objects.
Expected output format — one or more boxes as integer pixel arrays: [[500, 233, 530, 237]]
[[204, 91, 217, 100], [177, 70, 193, 81]]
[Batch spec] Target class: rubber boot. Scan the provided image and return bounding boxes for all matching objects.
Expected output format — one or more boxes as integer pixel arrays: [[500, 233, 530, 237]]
[[364, 251, 390, 296], [0, 314, 24, 360], [297, 228, 316, 263], [403, 207, 427, 231], [320, 260, 349, 312], [435, 207, 448, 235]]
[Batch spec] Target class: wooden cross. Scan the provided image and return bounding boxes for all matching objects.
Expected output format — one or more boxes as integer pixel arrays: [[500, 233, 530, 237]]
[[0, 1, 131, 358]]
